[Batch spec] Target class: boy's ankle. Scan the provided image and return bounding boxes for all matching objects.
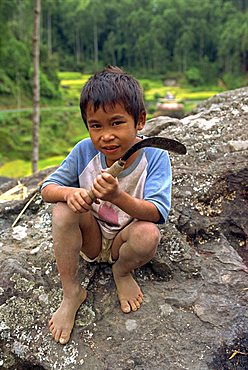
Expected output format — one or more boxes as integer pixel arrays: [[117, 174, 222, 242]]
[[62, 283, 85, 298], [113, 261, 132, 277]]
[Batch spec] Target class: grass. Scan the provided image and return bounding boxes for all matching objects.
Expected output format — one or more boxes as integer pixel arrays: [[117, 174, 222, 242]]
[[59, 72, 92, 105], [0, 156, 65, 178], [58, 72, 83, 80], [142, 84, 221, 102]]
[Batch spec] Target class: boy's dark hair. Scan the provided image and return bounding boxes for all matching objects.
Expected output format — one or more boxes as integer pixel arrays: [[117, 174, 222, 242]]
[[80, 65, 146, 128]]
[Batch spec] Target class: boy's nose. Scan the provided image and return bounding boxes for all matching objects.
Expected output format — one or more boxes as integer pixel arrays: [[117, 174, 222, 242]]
[[101, 130, 115, 141]]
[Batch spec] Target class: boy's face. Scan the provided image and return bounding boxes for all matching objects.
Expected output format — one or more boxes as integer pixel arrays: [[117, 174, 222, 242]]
[[86, 103, 146, 167]]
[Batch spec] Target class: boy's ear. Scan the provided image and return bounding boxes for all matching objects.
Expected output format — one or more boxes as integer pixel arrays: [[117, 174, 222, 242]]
[[137, 111, 146, 130]]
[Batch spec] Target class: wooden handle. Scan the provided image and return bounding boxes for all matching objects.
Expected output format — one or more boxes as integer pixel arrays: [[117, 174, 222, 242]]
[[88, 160, 126, 201]]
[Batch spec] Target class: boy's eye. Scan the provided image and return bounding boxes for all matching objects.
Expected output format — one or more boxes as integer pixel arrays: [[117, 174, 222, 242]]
[[89, 123, 101, 129], [112, 121, 124, 126]]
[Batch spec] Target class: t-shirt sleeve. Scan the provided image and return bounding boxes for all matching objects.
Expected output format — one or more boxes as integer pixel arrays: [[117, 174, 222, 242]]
[[41, 139, 96, 190], [144, 149, 172, 224]]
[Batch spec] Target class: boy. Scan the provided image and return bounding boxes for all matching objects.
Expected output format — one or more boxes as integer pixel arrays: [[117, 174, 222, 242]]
[[41, 66, 172, 345]]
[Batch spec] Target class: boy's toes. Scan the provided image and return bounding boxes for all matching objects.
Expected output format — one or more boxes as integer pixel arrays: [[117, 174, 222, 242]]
[[59, 331, 71, 345], [134, 299, 141, 310], [51, 327, 56, 338], [51, 327, 70, 344], [120, 297, 143, 313], [120, 299, 131, 313], [54, 329, 62, 343], [59, 336, 69, 345], [130, 299, 140, 312]]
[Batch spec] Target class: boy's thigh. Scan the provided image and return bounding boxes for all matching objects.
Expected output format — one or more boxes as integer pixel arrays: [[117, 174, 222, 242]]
[[111, 220, 161, 260], [78, 211, 102, 259], [53, 202, 102, 259]]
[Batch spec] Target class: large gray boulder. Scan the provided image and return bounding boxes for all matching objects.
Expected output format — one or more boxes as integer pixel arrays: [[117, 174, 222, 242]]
[[0, 87, 247, 369]]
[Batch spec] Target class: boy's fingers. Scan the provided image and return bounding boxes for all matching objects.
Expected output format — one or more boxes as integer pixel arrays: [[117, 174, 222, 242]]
[[68, 196, 93, 213], [83, 193, 93, 205], [95, 174, 117, 191], [101, 171, 115, 183], [68, 202, 79, 213], [72, 190, 93, 207], [95, 174, 106, 185]]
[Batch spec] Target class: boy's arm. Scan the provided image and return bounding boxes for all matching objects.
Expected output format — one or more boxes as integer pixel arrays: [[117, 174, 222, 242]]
[[41, 184, 93, 213], [112, 191, 161, 222], [91, 172, 161, 222], [41, 184, 73, 203]]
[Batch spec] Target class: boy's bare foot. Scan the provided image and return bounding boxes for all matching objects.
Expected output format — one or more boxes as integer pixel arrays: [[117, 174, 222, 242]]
[[49, 287, 87, 344], [112, 263, 143, 313]]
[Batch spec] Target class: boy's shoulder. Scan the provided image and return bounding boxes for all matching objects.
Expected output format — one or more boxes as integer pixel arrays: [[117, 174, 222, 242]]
[[143, 145, 170, 161], [75, 137, 94, 149], [138, 135, 170, 160], [73, 137, 98, 155], [142, 146, 171, 178], [64, 137, 99, 170]]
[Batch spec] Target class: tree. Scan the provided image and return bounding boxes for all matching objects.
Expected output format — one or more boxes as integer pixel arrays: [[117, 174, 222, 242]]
[[32, 0, 41, 174], [0, 0, 247, 101]]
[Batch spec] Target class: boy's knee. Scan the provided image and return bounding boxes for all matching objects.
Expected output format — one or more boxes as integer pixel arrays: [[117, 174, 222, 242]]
[[52, 202, 78, 228], [132, 222, 161, 255], [136, 222, 160, 242]]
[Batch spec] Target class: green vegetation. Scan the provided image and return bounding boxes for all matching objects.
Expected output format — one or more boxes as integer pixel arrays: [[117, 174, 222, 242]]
[[59, 73, 92, 106], [0, 0, 247, 178], [0, 74, 224, 178], [0, 157, 65, 178], [0, 107, 89, 177], [0, 0, 247, 106]]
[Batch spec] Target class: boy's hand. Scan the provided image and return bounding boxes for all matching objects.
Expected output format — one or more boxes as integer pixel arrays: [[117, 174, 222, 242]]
[[92, 171, 121, 203], [65, 188, 94, 213]]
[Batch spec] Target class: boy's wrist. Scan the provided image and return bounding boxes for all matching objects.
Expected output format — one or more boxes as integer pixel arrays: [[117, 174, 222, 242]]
[[63, 187, 71, 202], [109, 189, 125, 206]]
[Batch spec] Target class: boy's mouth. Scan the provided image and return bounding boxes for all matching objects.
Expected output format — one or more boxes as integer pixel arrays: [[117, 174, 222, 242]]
[[102, 145, 120, 154]]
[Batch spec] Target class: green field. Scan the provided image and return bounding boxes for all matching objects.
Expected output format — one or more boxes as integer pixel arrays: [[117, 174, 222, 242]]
[[0, 73, 223, 178]]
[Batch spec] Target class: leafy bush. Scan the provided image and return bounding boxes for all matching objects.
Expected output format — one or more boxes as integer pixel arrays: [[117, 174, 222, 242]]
[[0, 69, 14, 95], [141, 81, 151, 92], [185, 67, 204, 86], [40, 48, 60, 89], [40, 71, 60, 99], [153, 92, 162, 100], [147, 104, 157, 115], [221, 73, 247, 90], [28, 68, 61, 99], [199, 58, 218, 85]]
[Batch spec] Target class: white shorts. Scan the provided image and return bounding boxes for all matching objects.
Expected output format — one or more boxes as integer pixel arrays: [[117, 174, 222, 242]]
[[80, 236, 114, 264]]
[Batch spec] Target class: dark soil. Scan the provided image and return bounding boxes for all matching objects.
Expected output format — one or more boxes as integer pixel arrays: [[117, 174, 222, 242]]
[[211, 333, 248, 369]]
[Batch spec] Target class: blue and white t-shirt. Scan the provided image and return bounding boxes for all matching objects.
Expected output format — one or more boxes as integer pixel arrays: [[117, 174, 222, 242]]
[[42, 138, 172, 239]]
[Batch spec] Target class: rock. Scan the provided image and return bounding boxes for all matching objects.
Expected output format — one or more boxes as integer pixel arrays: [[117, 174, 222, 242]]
[[140, 116, 181, 137], [0, 176, 12, 186], [228, 140, 248, 152], [0, 87, 248, 369]]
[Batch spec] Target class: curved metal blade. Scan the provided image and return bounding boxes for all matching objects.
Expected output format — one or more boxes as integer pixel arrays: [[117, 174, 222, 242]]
[[122, 137, 187, 161]]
